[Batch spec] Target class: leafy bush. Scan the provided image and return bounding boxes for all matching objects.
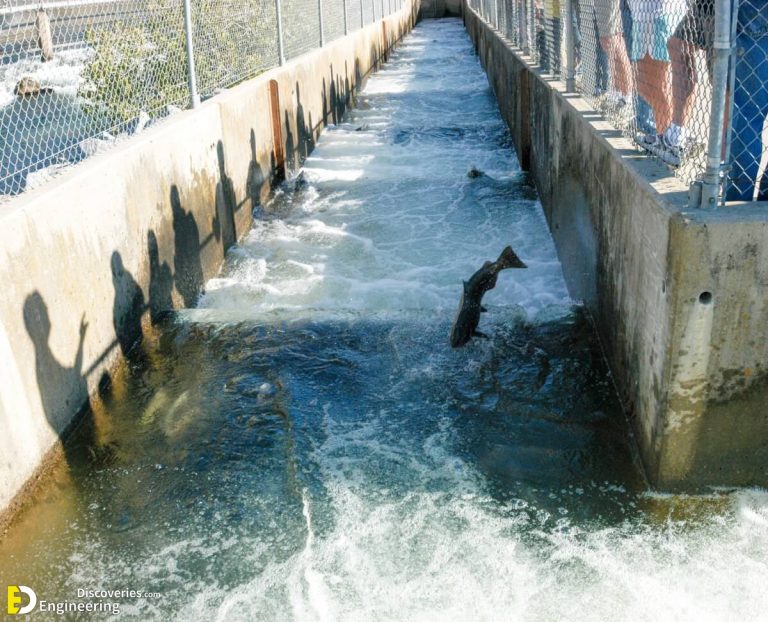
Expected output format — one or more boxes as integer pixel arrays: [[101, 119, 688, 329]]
[[78, 0, 275, 129]]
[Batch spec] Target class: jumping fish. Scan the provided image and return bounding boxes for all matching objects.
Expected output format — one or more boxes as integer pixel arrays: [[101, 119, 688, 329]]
[[450, 246, 527, 348]]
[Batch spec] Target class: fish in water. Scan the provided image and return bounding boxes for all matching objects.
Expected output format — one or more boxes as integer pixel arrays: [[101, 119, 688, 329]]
[[293, 171, 310, 192], [449, 246, 527, 348], [467, 166, 486, 178]]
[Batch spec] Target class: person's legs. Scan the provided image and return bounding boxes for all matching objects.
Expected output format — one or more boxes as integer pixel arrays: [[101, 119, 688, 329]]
[[666, 8, 713, 149], [601, 33, 634, 96], [577, 0, 601, 95], [636, 54, 673, 134], [668, 35, 696, 128], [595, 0, 633, 96]]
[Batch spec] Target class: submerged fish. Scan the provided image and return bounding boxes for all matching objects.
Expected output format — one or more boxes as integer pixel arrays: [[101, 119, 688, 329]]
[[450, 246, 527, 348], [467, 166, 486, 178]]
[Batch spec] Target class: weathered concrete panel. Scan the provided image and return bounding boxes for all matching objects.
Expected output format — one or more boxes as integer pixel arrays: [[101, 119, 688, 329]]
[[659, 209, 768, 487], [0, 1, 419, 529], [420, 0, 461, 18], [464, 3, 768, 489]]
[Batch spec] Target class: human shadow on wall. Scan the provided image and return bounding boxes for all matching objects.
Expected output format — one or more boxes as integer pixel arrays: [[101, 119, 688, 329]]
[[171, 185, 205, 307], [213, 140, 237, 255], [322, 78, 330, 127], [354, 58, 363, 89], [294, 83, 315, 164], [322, 65, 346, 128], [332, 65, 347, 122], [246, 129, 268, 207], [307, 112, 315, 154], [147, 230, 174, 325], [23, 291, 96, 468], [284, 110, 296, 172], [369, 40, 383, 73], [110, 251, 146, 362]]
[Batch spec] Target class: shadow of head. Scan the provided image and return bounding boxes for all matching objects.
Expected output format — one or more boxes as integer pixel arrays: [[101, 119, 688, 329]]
[[23, 291, 51, 347]]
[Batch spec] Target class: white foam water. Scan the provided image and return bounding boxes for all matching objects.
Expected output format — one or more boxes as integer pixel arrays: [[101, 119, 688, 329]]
[[198, 19, 569, 322]]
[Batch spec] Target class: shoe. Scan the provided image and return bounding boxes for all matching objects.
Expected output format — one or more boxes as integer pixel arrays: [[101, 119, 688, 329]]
[[663, 123, 687, 147], [596, 91, 634, 128], [665, 135, 704, 162], [597, 91, 629, 110], [663, 124, 706, 159], [635, 132, 681, 167], [612, 96, 635, 128]]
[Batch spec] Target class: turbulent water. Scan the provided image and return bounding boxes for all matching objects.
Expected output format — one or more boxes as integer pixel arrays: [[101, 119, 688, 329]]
[[2, 18, 767, 622]]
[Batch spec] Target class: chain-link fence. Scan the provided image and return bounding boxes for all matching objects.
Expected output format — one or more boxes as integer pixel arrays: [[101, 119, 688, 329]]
[[0, 0, 405, 196], [468, 0, 768, 205], [727, 0, 767, 201]]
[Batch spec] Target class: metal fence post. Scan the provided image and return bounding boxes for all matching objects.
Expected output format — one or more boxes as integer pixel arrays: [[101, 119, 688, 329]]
[[275, 0, 286, 64], [182, 0, 200, 108], [343, 0, 348, 34], [564, 0, 575, 91], [699, 0, 732, 208], [319, 0, 325, 46], [527, 0, 535, 58]]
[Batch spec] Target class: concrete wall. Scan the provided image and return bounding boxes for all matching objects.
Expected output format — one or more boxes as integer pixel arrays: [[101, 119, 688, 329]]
[[420, 0, 461, 18], [0, 1, 419, 530], [463, 4, 768, 490]]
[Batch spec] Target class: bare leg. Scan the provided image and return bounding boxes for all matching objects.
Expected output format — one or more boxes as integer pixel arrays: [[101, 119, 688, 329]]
[[600, 33, 634, 96], [668, 36, 696, 128], [636, 54, 673, 134]]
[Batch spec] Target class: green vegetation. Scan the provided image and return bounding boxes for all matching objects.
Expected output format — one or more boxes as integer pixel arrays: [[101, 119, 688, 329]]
[[78, 0, 275, 129]]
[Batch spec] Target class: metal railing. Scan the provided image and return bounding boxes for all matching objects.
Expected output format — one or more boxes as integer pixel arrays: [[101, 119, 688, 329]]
[[0, 0, 406, 196], [469, 0, 768, 206]]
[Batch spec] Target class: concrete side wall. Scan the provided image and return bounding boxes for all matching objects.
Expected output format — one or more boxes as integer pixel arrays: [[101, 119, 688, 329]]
[[0, 1, 419, 527], [464, 4, 768, 490]]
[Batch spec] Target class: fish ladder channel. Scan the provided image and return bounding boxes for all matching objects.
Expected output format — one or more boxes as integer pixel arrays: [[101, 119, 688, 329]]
[[1, 17, 767, 622]]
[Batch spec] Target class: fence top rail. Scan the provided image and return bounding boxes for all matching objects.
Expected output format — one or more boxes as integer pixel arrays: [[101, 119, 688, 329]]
[[1, 0, 125, 17]]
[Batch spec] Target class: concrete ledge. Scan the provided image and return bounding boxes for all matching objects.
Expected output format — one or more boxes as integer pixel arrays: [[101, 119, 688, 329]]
[[0, 1, 419, 531], [463, 4, 768, 490]]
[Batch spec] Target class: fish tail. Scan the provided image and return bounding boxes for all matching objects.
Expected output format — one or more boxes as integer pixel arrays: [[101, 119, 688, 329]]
[[497, 246, 527, 269]]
